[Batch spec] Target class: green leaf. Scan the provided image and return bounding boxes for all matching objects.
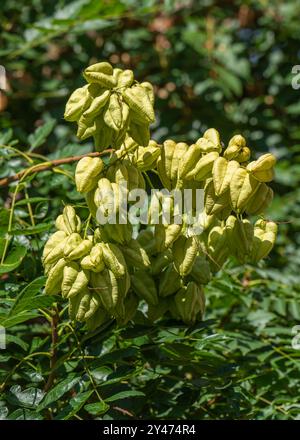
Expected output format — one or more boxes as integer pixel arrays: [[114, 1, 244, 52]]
[[0, 311, 40, 328], [105, 390, 145, 402], [0, 246, 27, 274], [15, 197, 50, 206], [10, 276, 46, 315], [55, 390, 93, 420], [28, 120, 56, 151], [8, 385, 45, 409], [10, 222, 52, 236], [84, 401, 109, 416], [37, 374, 81, 411]]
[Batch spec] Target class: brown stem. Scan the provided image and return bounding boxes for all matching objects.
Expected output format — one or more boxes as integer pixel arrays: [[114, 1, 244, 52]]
[[0, 149, 113, 187], [44, 307, 59, 393]]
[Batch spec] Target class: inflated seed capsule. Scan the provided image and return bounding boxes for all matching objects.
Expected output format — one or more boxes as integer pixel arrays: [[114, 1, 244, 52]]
[[174, 282, 205, 325], [173, 235, 199, 277], [246, 153, 276, 182], [131, 270, 158, 306], [75, 156, 104, 193], [230, 168, 260, 213], [250, 219, 278, 263], [64, 85, 91, 122]]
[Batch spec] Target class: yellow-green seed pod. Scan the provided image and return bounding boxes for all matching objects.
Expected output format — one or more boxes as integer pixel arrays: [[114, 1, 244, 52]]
[[117, 69, 134, 88], [123, 85, 155, 125], [223, 135, 251, 162], [75, 156, 104, 193], [250, 219, 278, 263], [80, 243, 105, 272], [90, 269, 119, 312], [42, 231, 68, 268], [45, 258, 66, 295], [212, 157, 240, 196], [140, 82, 155, 106], [132, 142, 161, 172], [55, 205, 82, 235], [93, 120, 114, 151], [76, 115, 96, 140], [196, 128, 222, 154], [64, 85, 91, 122], [159, 264, 182, 297], [207, 225, 229, 272], [154, 223, 182, 252], [170, 142, 189, 184], [120, 293, 139, 325], [122, 239, 151, 269], [230, 168, 260, 213], [82, 90, 110, 122], [190, 255, 211, 285], [186, 151, 219, 181], [85, 190, 98, 218], [204, 178, 231, 217], [225, 215, 254, 263], [83, 62, 116, 88], [246, 153, 276, 182], [131, 270, 158, 306], [62, 262, 90, 299], [63, 233, 92, 261], [173, 235, 198, 277], [157, 139, 176, 190], [101, 242, 126, 278], [178, 143, 202, 180], [104, 93, 129, 132], [128, 121, 150, 147], [246, 183, 274, 215], [174, 282, 205, 325]]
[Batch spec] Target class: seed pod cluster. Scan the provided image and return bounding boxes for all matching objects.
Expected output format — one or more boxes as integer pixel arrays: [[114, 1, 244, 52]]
[[44, 62, 278, 331], [64, 62, 155, 150]]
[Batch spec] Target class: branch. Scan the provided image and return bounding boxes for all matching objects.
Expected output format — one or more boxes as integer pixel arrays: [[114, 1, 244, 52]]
[[0, 149, 113, 187], [44, 307, 59, 393]]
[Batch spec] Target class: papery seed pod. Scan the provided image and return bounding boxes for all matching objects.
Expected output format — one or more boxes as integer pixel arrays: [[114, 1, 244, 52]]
[[147, 298, 169, 322], [64, 233, 92, 261], [204, 178, 231, 217], [140, 82, 155, 106], [170, 142, 189, 184], [174, 282, 205, 325], [42, 231, 68, 267], [76, 114, 97, 140], [90, 269, 119, 311], [117, 69, 134, 88], [104, 93, 129, 132], [102, 223, 132, 245], [190, 255, 211, 285], [137, 228, 157, 256], [85, 190, 98, 218], [123, 85, 155, 125], [157, 139, 176, 190], [82, 90, 110, 122], [83, 293, 102, 321], [246, 153, 276, 182], [94, 177, 115, 215], [186, 151, 219, 181], [212, 157, 240, 196], [93, 120, 114, 151], [64, 85, 91, 122], [75, 156, 104, 193], [196, 128, 222, 154], [178, 143, 202, 180], [207, 225, 229, 272], [122, 239, 151, 269], [230, 168, 260, 213], [225, 215, 254, 263], [119, 293, 139, 325], [246, 183, 274, 215], [159, 264, 182, 297], [131, 270, 158, 306], [83, 62, 116, 88], [55, 206, 82, 235], [45, 258, 66, 295], [62, 262, 90, 299], [132, 141, 161, 172], [151, 249, 173, 275], [154, 223, 182, 252], [173, 236, 199, 277], [80, 244, 105, 272], [128, 121, 150, 147], [250, 219, 278, 263], [101, 242, 126, 278], [86, 307, 110, 332], [223, 135, 251, 162]]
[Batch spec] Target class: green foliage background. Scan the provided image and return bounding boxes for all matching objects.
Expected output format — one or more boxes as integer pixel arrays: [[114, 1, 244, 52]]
[[0, 0, 300, 420]]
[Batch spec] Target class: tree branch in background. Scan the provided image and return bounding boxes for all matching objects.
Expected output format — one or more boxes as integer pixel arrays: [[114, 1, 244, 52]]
[[0, 149, 112, 187]]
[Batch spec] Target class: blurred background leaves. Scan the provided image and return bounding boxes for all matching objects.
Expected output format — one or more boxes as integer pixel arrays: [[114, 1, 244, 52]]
[[0, 0, 300, 420]]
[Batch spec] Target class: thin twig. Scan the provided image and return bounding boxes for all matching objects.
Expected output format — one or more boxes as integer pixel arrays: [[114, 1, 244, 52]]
[[0, 149, 112, 187], [44, 306, 59, 393]]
